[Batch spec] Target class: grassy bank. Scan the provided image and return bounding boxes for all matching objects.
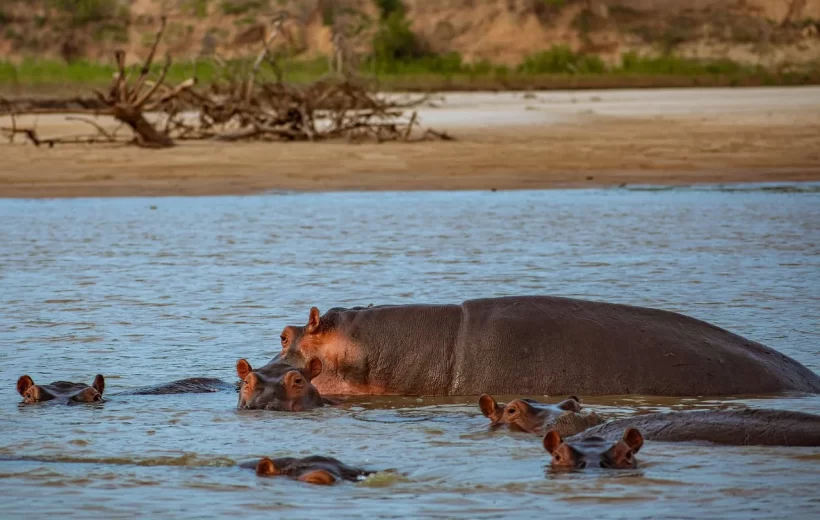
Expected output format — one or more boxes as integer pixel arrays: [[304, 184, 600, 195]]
[[1, 48, 819, 96]]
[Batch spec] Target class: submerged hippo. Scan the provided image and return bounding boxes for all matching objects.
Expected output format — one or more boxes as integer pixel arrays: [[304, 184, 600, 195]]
[[544, 427, 644, 470], [241, 455, 373, 485], [275, 296, 820, 396], [568, 409, 820, 447], [479, 394, 602, 436], [236, 358, 327, 411], [118, 378, 235, 395], [17, 374, 234, 405], [17, 374, 104, 404]]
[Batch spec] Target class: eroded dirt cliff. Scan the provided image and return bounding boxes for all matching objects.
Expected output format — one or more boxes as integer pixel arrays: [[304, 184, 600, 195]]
[[0, 0, 818, 66]]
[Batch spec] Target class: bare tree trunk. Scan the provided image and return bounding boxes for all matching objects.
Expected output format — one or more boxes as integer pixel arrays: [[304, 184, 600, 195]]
[[782, 0, 807, 27], [113, 105, 175, 148]]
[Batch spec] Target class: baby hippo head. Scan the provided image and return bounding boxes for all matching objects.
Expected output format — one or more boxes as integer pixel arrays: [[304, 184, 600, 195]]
[[250, 455, 372, 485], [543, 428, 644, 470], [236, 358, 324, 411], [17, 374, 105, 405], [479, 394, 596, 436]]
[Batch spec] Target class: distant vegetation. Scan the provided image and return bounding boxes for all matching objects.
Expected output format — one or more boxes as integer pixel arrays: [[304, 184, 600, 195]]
[[3, 47, 817, 94], [0, 0, 818, 93]]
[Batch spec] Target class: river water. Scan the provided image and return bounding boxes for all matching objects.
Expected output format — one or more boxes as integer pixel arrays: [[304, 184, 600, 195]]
[[1, 185, 819, 519]]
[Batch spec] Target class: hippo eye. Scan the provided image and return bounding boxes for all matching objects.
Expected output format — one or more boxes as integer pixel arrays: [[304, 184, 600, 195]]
[[293, 376, 303, 385], [625, 452, 633, 461], [554, 454, 562, 462], [507, 407, 516, 415]]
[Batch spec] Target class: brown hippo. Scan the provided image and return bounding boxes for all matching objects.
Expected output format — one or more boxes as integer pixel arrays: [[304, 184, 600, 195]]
[[17, 374, 237, 404], [567, 409, 820, 447], [478, 394, 602, 436], [242, 456, 373, 485], [17, 374, 105, 404], [118, 378, 236, 395], [544, 427, 644, 470], [236, 358, 326, 411], [275, 296, 820, 396]]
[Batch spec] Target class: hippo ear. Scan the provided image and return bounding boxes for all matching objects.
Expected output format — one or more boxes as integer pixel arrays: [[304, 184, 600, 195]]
[[256, 457, 280, 477], [543, 429, 563, 454], [304, 357, 323, 380], [92, 374, 105, 396], [17, 375, 35, 396], [623, 427, 644, 454], [236, 359, 253, 380], [478, 394, 499, 418], [306, 307, 321, 334], [557, 397, 582, 413]]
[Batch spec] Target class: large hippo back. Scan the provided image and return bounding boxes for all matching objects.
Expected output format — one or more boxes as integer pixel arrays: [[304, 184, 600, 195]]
[[448, 296, 820, 396], [568, 409, 820, 446]]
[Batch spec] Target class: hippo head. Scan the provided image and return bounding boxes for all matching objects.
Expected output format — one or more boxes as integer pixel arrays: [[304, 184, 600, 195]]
[[17, 374, 105, 405], [479, 394, 598, 436], [236, 358, 324, 411], [278, 307, 332, 366], [255, 457, 337, 485], [543, 428, 644, 470], [248, 455, 372, 485]]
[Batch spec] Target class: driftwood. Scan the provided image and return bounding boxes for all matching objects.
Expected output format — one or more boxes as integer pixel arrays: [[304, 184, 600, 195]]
[[0, 17, 451, 148]]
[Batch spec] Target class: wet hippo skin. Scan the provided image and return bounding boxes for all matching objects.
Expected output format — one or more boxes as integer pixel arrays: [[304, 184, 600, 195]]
[[544, 427, 644, 470], [16, 363, 328, 413], [275, 296, 820, 396], [17, 374, 104, 404], [479, 394, 602, 436], [18, 374, 234, 403], [567, 409, 820, 447], [235, 358, 327, 411], [115, 378, 236, 395], [240, 456, 372, 485]]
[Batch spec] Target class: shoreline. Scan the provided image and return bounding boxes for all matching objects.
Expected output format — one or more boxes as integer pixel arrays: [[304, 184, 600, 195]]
[[2, 87, 819, 199], [3, 77, 820, 106]]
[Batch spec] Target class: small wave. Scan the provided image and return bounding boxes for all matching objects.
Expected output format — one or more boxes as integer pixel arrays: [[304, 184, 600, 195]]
[[0, 453, 236, 468], [620, 182, 820, 194], [358, 470, 408, 488]]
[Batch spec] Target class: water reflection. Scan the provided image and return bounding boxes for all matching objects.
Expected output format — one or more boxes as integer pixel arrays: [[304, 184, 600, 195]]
[[1, 185, 819, 518]]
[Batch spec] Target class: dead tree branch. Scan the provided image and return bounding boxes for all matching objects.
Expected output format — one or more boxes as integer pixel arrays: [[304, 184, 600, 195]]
[[3, 16, 452, 149]]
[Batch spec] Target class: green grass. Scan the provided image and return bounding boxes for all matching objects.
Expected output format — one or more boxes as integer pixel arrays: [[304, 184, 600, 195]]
[[617, 52, 753, 76], [0, 57, 335, 88], [219, 0, 267, 16], [50, 0, 125, 25], [0, 48, 817, 94]]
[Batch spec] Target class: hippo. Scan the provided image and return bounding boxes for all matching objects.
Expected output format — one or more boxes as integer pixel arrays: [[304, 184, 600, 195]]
[[544, 427, 644, 470], [18, 374, 232, 404], [567, 409, 820, 447], [17, 374, 104, 404], [478, 394, 602, 436], [16, 362, 327, 413], [274, 296, 820, 396], [241, 456, 373, 485], [118, 378, 236, 395], [235, 358, 327, 411]]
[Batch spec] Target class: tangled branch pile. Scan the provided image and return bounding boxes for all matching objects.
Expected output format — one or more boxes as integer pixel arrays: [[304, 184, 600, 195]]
[[1, 17, 451, 149]]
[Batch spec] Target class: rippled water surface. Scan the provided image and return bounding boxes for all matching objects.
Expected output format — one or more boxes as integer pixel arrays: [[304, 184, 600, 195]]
[[1, 185, 819, 519]]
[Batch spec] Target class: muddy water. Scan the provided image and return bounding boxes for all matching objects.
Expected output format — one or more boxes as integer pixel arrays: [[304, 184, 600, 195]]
[[1, 185, 819, 519]]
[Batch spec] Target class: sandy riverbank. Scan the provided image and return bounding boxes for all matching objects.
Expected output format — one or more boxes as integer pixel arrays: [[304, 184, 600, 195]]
[[1, 86, 819, 198]]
